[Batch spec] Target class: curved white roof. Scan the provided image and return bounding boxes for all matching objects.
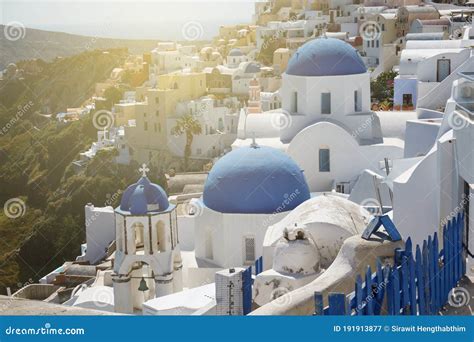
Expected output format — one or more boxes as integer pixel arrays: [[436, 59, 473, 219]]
[[263, 194, 371, 267], [143, 283, 215, 315]]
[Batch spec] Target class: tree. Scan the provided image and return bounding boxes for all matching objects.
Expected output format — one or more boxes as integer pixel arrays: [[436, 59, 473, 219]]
[[257, 35, 285, 66], [171, 114, 202, 171], [371, 70, 398, 103], [102, 86, 124, 110]]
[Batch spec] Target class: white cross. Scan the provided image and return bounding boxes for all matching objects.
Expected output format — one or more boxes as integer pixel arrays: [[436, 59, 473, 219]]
[[139, 163, 150, 177]]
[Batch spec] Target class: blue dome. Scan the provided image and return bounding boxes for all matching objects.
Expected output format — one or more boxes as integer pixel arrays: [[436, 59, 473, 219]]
[[228, 48, 244, 57], [286, 38, 366, 77], [203, 146, 310, 214], [244, 62, 261, 74], [119, 176, 170, 215]]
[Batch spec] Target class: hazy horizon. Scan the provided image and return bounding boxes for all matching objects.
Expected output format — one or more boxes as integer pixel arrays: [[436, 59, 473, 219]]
[[1, 0, 259, 40]]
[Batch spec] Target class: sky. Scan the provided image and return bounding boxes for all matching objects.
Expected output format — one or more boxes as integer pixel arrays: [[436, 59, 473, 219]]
[[0, 0, 259, 40]]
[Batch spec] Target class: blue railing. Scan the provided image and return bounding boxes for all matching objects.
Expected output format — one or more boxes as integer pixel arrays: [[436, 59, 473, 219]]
[[243, 256, 264, 315], [314, 212, 465, 315]]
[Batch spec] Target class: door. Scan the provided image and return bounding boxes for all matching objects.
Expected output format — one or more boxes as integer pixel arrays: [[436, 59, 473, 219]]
[[403, 94, 413, 107], [437, 59, 451, 82]]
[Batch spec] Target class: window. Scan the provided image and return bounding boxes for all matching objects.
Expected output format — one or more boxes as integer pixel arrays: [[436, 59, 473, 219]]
[[321, 93, 331, 114], [144, 122, 148, 131], [291, 91, 298, 113], [144, 112, 147, 117], [158, 123, 161, 132], [196, 148, 202, 155], [376, 40, 379, 48], [244, 236, 255, 264], [382, 23, 385, 31], [319, 148, 330, 172], [354, 90, 362, 112], [403, 94, 413, 106], [156, 110, 159, 117], [155, 97, 159, 104], [156, 221, 166, 252]]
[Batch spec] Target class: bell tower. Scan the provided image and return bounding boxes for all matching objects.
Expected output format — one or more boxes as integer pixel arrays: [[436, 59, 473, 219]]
[[248, 76, 262, 114], [112, 164, 183, 313]]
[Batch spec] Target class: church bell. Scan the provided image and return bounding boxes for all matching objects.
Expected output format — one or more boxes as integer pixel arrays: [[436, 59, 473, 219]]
[[138, 277, 149, 292]]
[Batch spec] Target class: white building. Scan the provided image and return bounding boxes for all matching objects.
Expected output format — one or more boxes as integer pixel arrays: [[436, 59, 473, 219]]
[[390, 70, 474, 257], [394, 27, 474, 109], [226, 48, 249, 68], [151, 42, 183, 75], [167, 96, 240, 159], [232, 61, 262, 95], [76, 204, 115, 265]]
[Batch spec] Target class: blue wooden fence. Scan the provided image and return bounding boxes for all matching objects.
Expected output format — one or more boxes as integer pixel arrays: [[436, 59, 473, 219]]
[[255, 256, 263, 275], [242, 256, 264, 315], [242, 266, 252, 315], [314, 212, 465, 315]]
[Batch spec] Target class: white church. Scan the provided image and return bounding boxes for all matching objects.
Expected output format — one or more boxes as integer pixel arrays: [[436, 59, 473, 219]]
[[234, 37, 405, 194]]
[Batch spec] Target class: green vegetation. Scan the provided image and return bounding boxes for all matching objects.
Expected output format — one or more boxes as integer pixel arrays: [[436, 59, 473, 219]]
[[371, 70, 398, 109], [256, 36, 285, 66], [0, 49, 165, 293], [171, 114, 202, 171], [98, 86, 125, 111]]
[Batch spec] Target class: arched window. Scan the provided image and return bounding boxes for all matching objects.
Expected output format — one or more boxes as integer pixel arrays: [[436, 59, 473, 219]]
[[156, 221, 166, 252], [131, 222, 145, 250]]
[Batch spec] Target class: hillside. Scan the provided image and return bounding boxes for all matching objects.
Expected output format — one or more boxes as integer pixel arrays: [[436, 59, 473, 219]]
[[0, 49, 166, 292], [0, 25, 161, 70]]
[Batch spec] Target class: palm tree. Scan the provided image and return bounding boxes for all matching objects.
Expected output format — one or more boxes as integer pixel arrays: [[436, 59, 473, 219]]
[[171, 114, 202, 171]]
